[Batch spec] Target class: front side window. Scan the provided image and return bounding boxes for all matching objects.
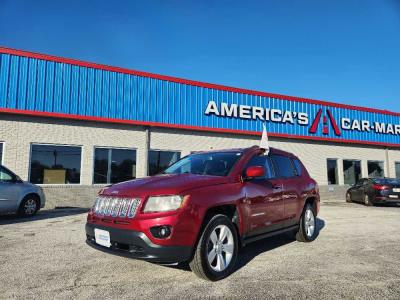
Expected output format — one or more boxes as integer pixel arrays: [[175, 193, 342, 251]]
[[271, 155, 296, 178], [368, 161, 384, 178], [164, 151, 242, 177], [327, 159, 338, 185], [343, 160, 361, 185], [149, 150, 181, 176], [245, 155, 274, 179], [0, 166, 14, 182], [93, 148, 137, 184], [29, 144, 82, 184]]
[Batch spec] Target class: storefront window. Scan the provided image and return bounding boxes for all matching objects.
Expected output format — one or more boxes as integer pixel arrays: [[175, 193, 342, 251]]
[[367, 161, 384, 178], [93, 148, 137, 184], [30, 144, 82, 184], [149, 150, 181, 176], [396, 162, 400, 179], [343, 160, 361, 185], [0, 143, 3, 164], [327, 159, 338, 185]]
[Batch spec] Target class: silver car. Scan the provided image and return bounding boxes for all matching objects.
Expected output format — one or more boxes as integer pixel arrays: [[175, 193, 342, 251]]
[[0, 165, 46, 216]]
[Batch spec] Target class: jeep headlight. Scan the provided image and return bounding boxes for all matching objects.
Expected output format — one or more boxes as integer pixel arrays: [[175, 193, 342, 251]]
[[143, 195, 184, 213]]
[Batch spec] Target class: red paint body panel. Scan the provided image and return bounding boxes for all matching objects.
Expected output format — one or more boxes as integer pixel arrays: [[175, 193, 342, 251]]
[[86, 146, 320, 251]]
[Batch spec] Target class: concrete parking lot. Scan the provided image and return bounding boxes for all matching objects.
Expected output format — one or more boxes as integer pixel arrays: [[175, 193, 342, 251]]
[[1, 202, 400, 300]]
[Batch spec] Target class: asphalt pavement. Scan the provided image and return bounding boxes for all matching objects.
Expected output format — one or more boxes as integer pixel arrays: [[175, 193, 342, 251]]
[[0, 202, 399, 299]]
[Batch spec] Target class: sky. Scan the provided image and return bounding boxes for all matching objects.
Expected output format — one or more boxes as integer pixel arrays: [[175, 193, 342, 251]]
[[0, 0, 399, 111]]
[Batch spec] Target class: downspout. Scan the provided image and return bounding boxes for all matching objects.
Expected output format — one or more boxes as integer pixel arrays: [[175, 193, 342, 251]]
[[143, 126, 151, 177]]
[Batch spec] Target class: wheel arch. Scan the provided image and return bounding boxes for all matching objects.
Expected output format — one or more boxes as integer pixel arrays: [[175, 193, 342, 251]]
[[20, 192, 41, 207], [197, 204, 243, 247], [304, 196, 318, 215]]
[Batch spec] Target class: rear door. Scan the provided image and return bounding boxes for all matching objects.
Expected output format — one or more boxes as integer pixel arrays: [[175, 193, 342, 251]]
[[0, 166, 19, 213], [243, 154, 284, 236], [270, 155, 300, 222]]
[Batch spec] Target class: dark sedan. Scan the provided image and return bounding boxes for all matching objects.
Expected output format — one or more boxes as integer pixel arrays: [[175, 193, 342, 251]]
[[346, 178, 400, 206]]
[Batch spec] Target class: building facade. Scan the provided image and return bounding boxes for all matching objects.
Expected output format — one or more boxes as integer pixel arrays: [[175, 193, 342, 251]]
[[1, 47, 399, 208]]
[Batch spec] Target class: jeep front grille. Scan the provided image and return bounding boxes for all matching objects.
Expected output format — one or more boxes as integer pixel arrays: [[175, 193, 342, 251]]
[[94, 197, 141, 219]]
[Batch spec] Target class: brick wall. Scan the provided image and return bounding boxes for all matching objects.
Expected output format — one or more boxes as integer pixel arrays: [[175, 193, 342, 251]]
[[41, 184, 349, 209], [1, 114, 399, 210]]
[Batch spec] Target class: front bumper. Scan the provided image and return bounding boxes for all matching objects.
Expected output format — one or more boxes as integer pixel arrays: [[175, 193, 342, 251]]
[[85, 223, 193, 263]]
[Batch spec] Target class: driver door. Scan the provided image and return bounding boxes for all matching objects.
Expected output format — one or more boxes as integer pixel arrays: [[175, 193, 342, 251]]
[[243, 155, 284, 236], [350, 179, 365, 202]]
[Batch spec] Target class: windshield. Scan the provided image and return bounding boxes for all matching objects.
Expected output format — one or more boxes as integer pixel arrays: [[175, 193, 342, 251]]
[[163, 151, 243, 177], [373, 178, 400, 185]]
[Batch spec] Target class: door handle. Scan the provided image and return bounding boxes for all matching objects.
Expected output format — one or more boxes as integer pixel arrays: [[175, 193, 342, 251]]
[[272, 184, 282, 190]]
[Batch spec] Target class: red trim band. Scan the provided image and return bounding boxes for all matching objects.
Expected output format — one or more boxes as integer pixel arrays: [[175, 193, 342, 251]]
[[0, 108, 398, 148], [1, 46, 399, 117]]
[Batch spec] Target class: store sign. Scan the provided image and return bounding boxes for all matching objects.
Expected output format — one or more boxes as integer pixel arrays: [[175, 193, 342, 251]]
[[205, 100, 400, 137], [1, 50, 399, 147]]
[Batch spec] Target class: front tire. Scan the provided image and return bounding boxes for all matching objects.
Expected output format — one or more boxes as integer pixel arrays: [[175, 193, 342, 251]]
[[296, 204, 317, 242], [346, 192, 352, 203], [189, 214, 238, 281], [18, 196, 39, 217], [364, 194, 373, 206]]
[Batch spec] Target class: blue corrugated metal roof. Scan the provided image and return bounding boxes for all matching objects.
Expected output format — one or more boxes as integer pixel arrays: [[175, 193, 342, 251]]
[[0, 50, 399, 147]]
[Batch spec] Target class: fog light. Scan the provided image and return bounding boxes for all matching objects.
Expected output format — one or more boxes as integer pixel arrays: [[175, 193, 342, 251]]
[[150, 226, 172, 239]]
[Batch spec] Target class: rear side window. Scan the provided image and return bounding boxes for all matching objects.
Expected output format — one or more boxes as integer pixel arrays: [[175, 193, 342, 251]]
[[292, 159, 302, 176], [245, 155, 275, 179], [271, 155, 296, 178]]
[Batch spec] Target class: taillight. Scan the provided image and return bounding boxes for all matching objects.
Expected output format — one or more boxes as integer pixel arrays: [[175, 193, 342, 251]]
[[373, 184, 389, 190]]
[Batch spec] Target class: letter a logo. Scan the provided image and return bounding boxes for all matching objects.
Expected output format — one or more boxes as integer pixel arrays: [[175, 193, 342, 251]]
[[309, 109, 341, 136]]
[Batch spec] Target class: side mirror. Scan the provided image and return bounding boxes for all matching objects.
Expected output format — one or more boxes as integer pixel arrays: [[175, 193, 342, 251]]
[[245, 166, 265, 179]]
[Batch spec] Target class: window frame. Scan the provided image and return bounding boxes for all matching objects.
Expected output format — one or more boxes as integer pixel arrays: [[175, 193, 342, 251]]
[[342, 159, 362, 186], [0, 142, 4, 165], [92, 146, 137, 185], [28, 143, 83, 185], [395, 161, 400, 179], [148, 149, 182, 176], [326, 158, 339, 185], [367, 160, 385, 178]]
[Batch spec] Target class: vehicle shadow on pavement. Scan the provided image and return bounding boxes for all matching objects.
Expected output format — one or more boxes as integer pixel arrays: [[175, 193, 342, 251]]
[[166, 218, 326, 273], [0, 208, 88, 226], [234, 217, 326, 272]]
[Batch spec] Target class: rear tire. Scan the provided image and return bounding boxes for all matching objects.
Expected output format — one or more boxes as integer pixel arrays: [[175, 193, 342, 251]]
[[364, 194, 373, 206], [189, 214, 238, 281], [18, 196, 39, 217], [296, 204, 317, 242], [346, 192, 352, 203]]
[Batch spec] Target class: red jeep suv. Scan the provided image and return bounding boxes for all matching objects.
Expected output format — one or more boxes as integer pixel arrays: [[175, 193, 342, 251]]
[[86, 146, 320, 280]]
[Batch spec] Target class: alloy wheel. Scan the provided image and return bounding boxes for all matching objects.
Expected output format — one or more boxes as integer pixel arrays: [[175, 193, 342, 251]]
[[304, 208, 315, 238], [24, 199, 37, 215], [207, 225, 234, 272]]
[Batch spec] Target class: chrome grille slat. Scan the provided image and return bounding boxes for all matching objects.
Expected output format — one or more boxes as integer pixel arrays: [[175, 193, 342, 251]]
[[94, 196, 140, 219]]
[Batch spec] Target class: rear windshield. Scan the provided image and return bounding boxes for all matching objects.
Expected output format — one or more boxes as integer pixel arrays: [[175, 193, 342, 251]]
[[373, 178, 400, 185], [163, 151, 243, 177]]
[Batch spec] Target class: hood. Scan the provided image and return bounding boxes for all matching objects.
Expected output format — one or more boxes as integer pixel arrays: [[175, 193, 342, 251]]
[[102, 173, 230, 197]]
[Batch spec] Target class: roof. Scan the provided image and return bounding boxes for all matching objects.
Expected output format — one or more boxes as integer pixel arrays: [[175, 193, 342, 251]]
[[0, 46, 398, 117]]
